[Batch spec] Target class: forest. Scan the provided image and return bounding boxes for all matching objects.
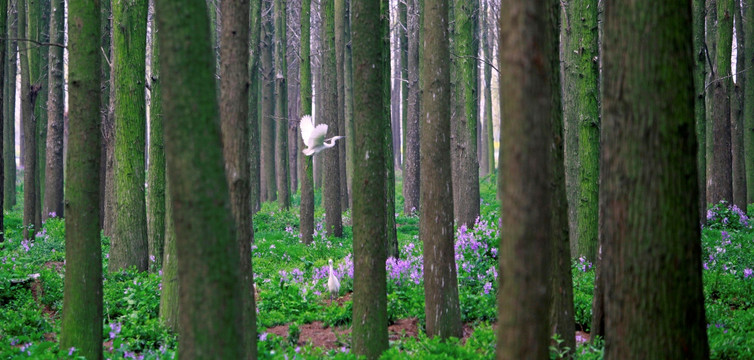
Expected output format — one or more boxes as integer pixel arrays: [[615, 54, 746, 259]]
[[0, 0, 752, 359]]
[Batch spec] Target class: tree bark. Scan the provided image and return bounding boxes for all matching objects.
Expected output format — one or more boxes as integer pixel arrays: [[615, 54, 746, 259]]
[[44, 0, 64, 221], [403, 0, 420, 214], [601, 1, 710, 357], [249, 0, 262, 213], [155, 0, 244, 356], [147, 9, 165, 271], [34, 0, 50, 225], [709, 0, 733, 205], [261, 0, 276, 203], [275, 0, 290, 209], [382, 0, 398, 259], [158, 171, 178, 331], [351, 0, 389, 355], [0, 0, 6, 242], [220, 0, 257, 356], [732, 0, 746, 210], [705, 0, 717, 207], [20, 0, 39, 240], [59, 1, 102, 357], [287, 0, 300, 195], [110, 0, 149, 272], [420, 0, 462, 340], [322, 0, 343, 237], [335, 0, 349, 210], [3, 1, 16, 212], [450, 0, 480, 228], [299, 0, 315, 244], [693, 0, 707, 220], [497, 0, 555, 357]]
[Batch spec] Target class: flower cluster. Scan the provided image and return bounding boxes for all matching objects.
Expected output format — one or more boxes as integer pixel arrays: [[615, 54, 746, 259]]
[[706, 201, 751, 230]]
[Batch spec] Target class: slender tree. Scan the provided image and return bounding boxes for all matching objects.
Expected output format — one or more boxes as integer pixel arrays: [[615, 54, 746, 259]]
[[421, 0, 462, 339], [110, 0, 149, 272], [0, 0, 6, 242], [250, 0, 262, 213], [299, 0, 315, 244], [732, 0, 746, 210], [746, 0, 754, 205], [287, 0, 301, 194], [35, 0, 50, 224], [98, 0, 111, 229], [351, 0, 389, 355], [147, 8, 165, 270], [20, 0, 40, 241], [275, 0, 290, 209], [601, 0, 710, 357], [158, 171, 177, 330], [403, 0, 420, 214], [155, 0, 244, 356], [3, 0, 16, 212], [322, 0, 343, 237], [497, 0, 555, 357], [343, 0, 354, 209], [693, 0, 707, 219], [220, 0, 258, 356], [44, 0, 64, 220], [335, 0, 348, 210], [450, 0, 480, 228], [709, 0, 733, 205], [59, 0, 102, 357], [705, 0, 717, 207], [260, 0, 276, 202], [102, 2, 116, 237], [382, 0, 398, 259]]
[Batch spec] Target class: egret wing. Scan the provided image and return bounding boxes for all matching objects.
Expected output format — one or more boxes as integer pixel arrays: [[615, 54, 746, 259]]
[[300, 115, 315, 148], [309, 123, 329, 148]]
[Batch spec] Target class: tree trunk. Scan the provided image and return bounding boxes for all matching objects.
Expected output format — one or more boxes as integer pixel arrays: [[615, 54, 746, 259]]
[[102, 0, 116, 237], [706, 0, 717, 207], [403, 0, 420, 214], [59, 1, 102, 357], [344, 0, 354, 209], [601, 1, 710, 357], [275, 0, 290, 209], [219, 0, 257, 356], [694, 0, 707, 221], [158, 168, 177, 331], [400, 0, 407, 173], [0, 0, 6, 242], [155, 0, 244, 356], [745, 0, 754, 206], [420, 0, 462, 340], [335, 0, 349, 211], [287, 0, 300, 195], [382, 0, 398, 259], [20, 0, 38, 241], [322, 0, 343, 237], [261, 0, 276, 203], [35, 0, 50, 225], [44, 0, 64, 221], [300, 0, 315, 244], [110, 0, 149, 272], [249, 0, 262, 213], [3, 1, 16, 211], [147, 11, 165, 271], [351, 0, 389, 355], [732, 0, 746, 210], [98, 0, 110, 228], [710, 0, 733, 205], [450, 0, 480, 228]]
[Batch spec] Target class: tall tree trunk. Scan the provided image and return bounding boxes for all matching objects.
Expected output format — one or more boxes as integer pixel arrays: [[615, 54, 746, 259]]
[[155, 0, 244, 356], [400, 0, 407, 173], [391, 25, 401, 173], [706, 0, 717, 207], [158, 171, 177, 330], [694, 0, 707, 221], [322, 0, 343, 237], [35, 0, 50, 225], [20, 0, 39, 240], [261, 0, 276, 203], [450, 0, 480, 228], [300, 0, 315, 244], [732, 0, 746, 210], [147, 9, 165, 271], [344, 0, 354, 209], [219, 0, 257, 356], [249, 0, 262, 213], [98, 0, 110, 228], [382, 0, 398, 259], [44, 0, 64, 220], [351, 0, 389, 355], [710, 0, 733, 205], [59, 0, 102, 357], [601, 1, 711, 357], [0, 0, 6, 242], [275, 0, 290, 209], [403, 0, 420, 214], [497, 0, 556, 357], [287, 0, 300, 195], [420, 0, 462, 340], [102, 0, 116, 237], [110, 0, 149, 272], [745, 0, 754, 206], [563, 0, 599, 263], [335, 0, 349, 210], [4, 1, 16, 211]]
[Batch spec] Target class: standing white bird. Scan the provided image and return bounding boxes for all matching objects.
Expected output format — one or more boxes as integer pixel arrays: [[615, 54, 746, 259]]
[[327, 258, 340, 302], [300, 115, 345, 156]]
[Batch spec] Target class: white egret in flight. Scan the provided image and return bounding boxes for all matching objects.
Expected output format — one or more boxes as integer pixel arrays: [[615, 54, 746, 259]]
[[300, 115, 345, 156]]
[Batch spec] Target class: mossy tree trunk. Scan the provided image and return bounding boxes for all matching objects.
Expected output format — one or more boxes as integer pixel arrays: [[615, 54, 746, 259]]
[[102, 0, 116, 237], [351, 0, 389, 355], [322, 0, 343, 237], [219, 0, 257, 356], [344, 0, 354, 209], [497, 0, 556, 357], [34, 0, 50, 225], [287, 0, 300, 195], [299, 0, 315, 244], [420, 0, 462, 340], [693, 0, 707, 220], [249, 0, 262, 213], [382, 0, 398, 259], [275, 0, 290, 209], [59, 0, 102, 357], [705, 0, 717, 207], [0, 0, 6, 242], [44, 0, 64, 220], [450, 0, 480, 228], [110, 0, 148, 272], [158, 171, 177, 330], [709, 0, 733, 205], [745, 0, 754, 205], [98, 0, 111, 229], [402, 0, 420, 214], [3, 1, 15, 212], [601, 0, 710, 357], [732, 0, 746, 210], [155, 0, 244, 356], [260, 0, 276, 203], [147, 8, 165, 271], [20, 0, 39, 240]]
